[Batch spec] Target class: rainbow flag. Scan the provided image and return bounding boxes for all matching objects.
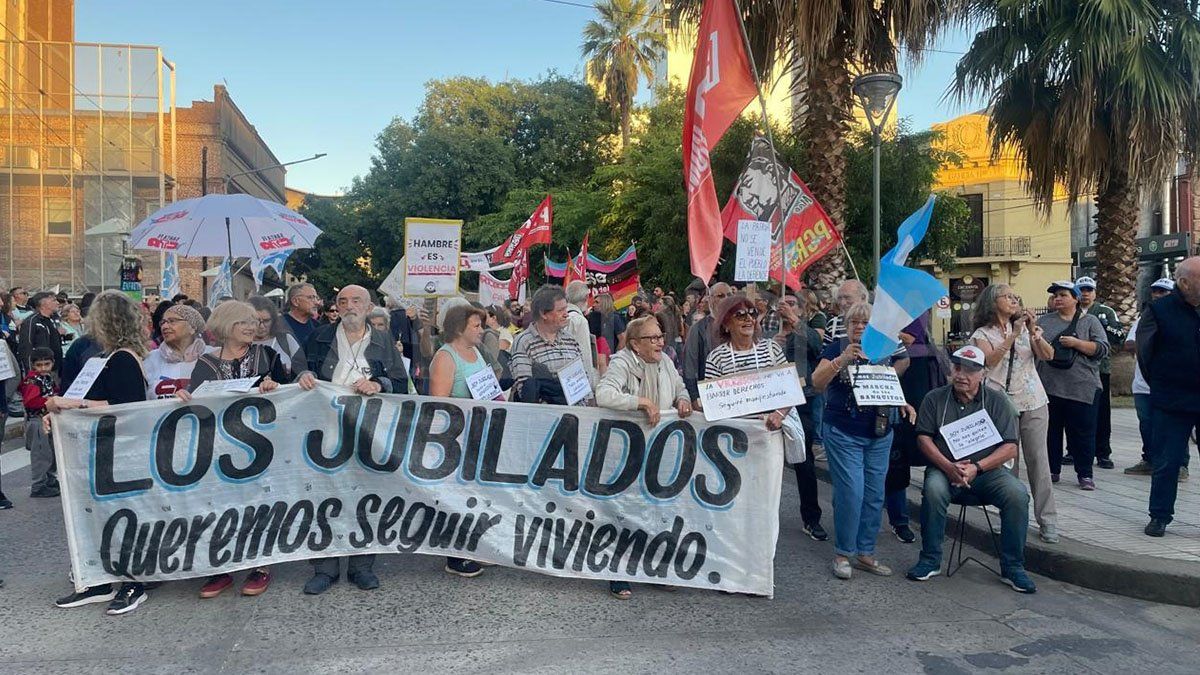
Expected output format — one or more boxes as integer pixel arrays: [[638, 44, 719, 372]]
[[545, 244, 639, 309]]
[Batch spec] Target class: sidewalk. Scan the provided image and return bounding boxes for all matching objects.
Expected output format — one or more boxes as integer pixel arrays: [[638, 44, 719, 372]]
[[816, 407, 1200, 607]]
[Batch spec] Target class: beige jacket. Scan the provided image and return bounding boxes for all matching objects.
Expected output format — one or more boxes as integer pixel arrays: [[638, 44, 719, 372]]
[[596, 348, 688, 411]]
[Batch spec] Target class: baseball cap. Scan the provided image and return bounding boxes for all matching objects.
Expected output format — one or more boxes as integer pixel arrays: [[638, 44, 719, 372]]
[[1046, 281, 1079, 297], [950, 345, 986, 371], [1074, 276, 1097, 290], [1151, 278, 1175, 291]]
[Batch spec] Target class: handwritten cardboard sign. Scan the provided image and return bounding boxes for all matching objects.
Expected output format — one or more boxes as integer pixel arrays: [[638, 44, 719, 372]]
[[849, 365, 906, 407], [940, 409, 1003, 460], [699, 365, 806, 422]]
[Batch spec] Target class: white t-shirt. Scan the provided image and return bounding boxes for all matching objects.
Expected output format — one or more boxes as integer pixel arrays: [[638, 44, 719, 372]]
[[1128, 319, 1149, 395], [332, 326, 372, 386], [143, 348, 199, 399]]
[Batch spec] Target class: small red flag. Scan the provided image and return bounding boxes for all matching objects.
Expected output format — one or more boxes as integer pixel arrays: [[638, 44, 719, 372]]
[[682, 0, 758, 282], [494, 195, 553, 264], [564, 233, 589, 288], [507, 247, 530, 299]]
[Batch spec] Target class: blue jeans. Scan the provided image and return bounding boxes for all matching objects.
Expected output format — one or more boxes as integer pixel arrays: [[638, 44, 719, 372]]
[[1148, 407, 1200, 523], [1134, 394, 1154, 463], [917, 466, 1030, 572], [824, 424, 891, 557]]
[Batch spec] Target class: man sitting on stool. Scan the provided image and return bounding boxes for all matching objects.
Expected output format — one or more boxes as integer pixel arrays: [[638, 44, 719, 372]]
[[905, 346, 1036, 594]]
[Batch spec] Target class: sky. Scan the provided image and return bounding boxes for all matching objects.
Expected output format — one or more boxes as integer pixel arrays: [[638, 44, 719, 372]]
[[76, 0, 983, 196]]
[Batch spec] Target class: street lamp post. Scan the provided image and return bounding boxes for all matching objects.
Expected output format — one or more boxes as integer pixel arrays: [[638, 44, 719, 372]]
[[851, 72, 902, 285], [223, 152, 327, 193]]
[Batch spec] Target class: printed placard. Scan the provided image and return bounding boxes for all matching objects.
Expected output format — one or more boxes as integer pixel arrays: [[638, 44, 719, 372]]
[[734, 219, 772, 282], [699, 366, 806, 422], [848, 365, 906, 406], [191, 377, 259, 396], [404, 218, 463, 297], [63, 356, 110, 400], [557, 358, 592, 406], [465, 366, 502, 401], [940, 409, 1004, 460], [0, 347, 14, 381]]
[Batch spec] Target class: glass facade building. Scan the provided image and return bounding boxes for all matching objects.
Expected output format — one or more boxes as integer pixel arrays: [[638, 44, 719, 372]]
[[0, 37, 175, 292]]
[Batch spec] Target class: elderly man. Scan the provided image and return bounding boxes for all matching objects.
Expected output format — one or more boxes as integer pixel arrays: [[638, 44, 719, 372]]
[[681, 281, 732, 409], [1124, 278, 1178, 476], [17, 292, 63, 372], [565, 280, 597, 375], [1075, 276, 1125, 469], [1139, 257, 1200, 537], [510, 284, 594, 405], [906, 346, 1035, 593], [824, 280, 869, 345], [282, 283, 320, 346], [297, 284, 410, 594]]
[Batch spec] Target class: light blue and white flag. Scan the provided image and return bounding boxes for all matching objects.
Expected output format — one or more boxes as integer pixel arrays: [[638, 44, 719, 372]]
[[161, 252, 181, 300], [208, 258, 232, 309], [251, 249, 292, 288], [862, 196, 946, 363]]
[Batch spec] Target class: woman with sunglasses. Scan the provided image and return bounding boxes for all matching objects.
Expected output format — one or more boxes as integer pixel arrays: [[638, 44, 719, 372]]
[[702, 295, 790, 432], [811, 302, 915, 582]]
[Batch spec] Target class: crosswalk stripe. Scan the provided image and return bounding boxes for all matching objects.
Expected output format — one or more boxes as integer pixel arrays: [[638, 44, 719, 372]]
[[0, 447, 30, 476]]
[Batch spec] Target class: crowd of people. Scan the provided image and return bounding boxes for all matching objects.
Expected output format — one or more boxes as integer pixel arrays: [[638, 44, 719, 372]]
[[0, 254, 1197, 614]]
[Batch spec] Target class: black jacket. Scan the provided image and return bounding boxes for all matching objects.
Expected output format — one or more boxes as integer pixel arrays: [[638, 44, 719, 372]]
[[304, 320, 410, 393], [1137, 288, 1200, 414], [17, 313, 63, 371]]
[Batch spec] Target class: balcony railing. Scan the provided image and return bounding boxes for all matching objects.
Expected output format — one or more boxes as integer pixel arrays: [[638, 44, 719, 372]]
[[982, 236, 1032, 257]]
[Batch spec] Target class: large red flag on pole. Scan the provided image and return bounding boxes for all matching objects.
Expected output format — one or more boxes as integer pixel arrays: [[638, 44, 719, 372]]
[[494, 195, 553, 264], [682, 0, 758, 282]]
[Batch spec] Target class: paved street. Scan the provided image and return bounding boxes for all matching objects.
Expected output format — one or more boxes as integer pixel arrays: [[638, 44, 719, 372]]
[[3, 436, 1200, 674]]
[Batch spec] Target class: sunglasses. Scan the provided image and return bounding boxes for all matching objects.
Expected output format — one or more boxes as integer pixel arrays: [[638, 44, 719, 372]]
[[732, 308, 759, 320]]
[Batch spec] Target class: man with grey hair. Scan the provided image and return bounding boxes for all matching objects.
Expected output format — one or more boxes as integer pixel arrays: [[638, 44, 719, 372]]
[[295, 284, 410, 594], [1139, 256, 1200, 537], [565, 280, 597, 376], [682, 281, 732, 408], [510, 284, 593, 404], [283, 282, 319, 346], [824, 279, 870, 345]]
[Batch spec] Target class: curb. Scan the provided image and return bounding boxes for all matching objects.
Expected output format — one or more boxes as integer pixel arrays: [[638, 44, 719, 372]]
[[4, 418, 21, 441], [812, 463, 1200, 607]]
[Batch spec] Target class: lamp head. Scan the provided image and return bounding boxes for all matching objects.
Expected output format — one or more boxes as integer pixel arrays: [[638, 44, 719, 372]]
[[851, 72, 903, 136]]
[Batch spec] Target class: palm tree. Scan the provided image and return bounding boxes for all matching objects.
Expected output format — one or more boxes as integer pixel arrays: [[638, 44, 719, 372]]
[[952, 0, 1200, 323], [581, 0, 668, 149], [669, 0, 949, 289]]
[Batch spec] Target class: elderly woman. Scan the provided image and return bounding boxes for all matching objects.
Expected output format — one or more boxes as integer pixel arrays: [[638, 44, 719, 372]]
[[811, 302, 915, 581], [46, 290, 151, 615], [596, 315, 692, 598], [142, 303, 207, 399], [702, 294, 790, 431], [1036, 281, 1109, 490], [970, 284, 1060, 542], [59, 304, 85, 353], [177, 301, 288, 599], [247, 295, 305, 377], [367, 307, 390, 335]]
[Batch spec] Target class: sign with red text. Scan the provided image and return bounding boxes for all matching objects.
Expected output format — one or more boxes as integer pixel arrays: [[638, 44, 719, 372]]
[[698, 366, 806, 422], [404, 218, 462, 297]]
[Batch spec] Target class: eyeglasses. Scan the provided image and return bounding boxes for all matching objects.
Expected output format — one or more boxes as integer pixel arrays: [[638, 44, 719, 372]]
[[636, 334, 665, 342], [848, 320, 870, 327], [733, 308, 759, 319], [161, 317, 187, 325]]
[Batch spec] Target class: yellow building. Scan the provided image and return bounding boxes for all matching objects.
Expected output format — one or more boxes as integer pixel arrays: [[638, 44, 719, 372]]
[[925, 112, 1073, 341]]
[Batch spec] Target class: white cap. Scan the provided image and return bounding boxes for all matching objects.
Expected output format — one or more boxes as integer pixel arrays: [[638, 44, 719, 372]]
[[1151, 278, 1175, 291], [1074, 276, 1097, 290], [950, 345, 986, 370]]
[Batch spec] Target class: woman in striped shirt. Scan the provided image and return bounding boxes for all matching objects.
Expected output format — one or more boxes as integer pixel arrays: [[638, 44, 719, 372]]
[[703, 294, 789, 432]]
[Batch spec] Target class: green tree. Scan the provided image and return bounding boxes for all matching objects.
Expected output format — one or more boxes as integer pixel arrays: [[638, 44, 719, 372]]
[[952, 0, 1200, 322], [288, 196, 375, 299], [581, 0, 667, 149]]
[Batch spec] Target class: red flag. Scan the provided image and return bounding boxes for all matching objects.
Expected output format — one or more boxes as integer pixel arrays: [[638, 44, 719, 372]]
[[507, 247, 530, 298], [564, 234, 589, 288], [494, 195, 553, 264], [682, 0, 758, 282], [721, 136, 843, 289]]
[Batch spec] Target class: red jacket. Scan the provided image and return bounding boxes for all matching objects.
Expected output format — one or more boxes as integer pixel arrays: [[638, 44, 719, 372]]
[[20, 370, 58, 415]]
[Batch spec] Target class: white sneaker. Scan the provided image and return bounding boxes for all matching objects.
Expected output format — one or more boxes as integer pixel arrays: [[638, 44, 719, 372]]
[[832, 558, 852, 580], [1039, 525, 1060, 544]]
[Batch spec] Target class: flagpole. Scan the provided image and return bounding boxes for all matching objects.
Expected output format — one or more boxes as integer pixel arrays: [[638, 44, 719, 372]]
[[731, 0, 789, 295]]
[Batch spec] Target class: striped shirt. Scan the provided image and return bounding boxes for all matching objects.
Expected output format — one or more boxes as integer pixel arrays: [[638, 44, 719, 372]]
[[704, 339, 787, 379], [509, 326, 595, 404]]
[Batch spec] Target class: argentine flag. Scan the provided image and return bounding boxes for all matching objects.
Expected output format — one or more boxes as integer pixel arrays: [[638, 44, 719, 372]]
[[161, 252, 181, 300], [862, 196, 946, 363], [251, 249, 292, 288], [208, 258, 233, 309]]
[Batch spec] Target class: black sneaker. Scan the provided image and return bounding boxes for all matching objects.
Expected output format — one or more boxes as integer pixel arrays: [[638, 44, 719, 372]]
[[1062, 454, 1075, 464], [1096, 459, 1115, 470], [444, 558, 484, 578], [105, 584, 147, 615], [0, 492, 12, 509], [892, 524, 917, 544], [55, 584, 116, 608], [802, 522, 828, 541], [1145, 519, 1168, 537], [30, 485, 60, 498]]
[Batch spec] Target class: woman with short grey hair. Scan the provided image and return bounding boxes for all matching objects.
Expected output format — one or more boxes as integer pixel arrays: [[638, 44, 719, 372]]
[[971, 284, 1060, 542]]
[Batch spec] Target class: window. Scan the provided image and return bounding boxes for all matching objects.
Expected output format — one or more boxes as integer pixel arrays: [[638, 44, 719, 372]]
[[46, 146, 73, 169], [46, 196, 72, 235], [957, 193, 985, 257]]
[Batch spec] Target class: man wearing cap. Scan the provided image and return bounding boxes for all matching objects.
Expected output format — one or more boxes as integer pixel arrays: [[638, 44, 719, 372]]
[[681, 282, 732, 409], [906, 346, 1034, 593], [1138, 256, 1200, 537], [1075, 276, 1125, 469], [1124, 279, 1182, 477]]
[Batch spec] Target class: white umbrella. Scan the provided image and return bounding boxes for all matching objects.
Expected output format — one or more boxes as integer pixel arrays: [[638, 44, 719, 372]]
[[128, 194, 322, 262]]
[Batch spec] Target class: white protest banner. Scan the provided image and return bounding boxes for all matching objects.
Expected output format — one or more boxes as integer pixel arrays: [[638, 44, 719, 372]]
[[478, 270, 526, 307], [941, 409, 1004, 460], [63, 356, 110, 400], [557, 359, 592, 405], [191, 377, 259, 396], [404, 218, 462, 297], [698, 366, 806, 422], [733, 219, 772, 282], [51, 384, 783, 595], [0, 342, 15, 381], [460, 246, 514, 273], [848, 365, 907, 406], [379, 256, 408, 301]]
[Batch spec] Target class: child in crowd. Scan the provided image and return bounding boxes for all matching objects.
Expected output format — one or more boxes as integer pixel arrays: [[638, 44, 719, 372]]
[[20, 347, 59, 498]]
